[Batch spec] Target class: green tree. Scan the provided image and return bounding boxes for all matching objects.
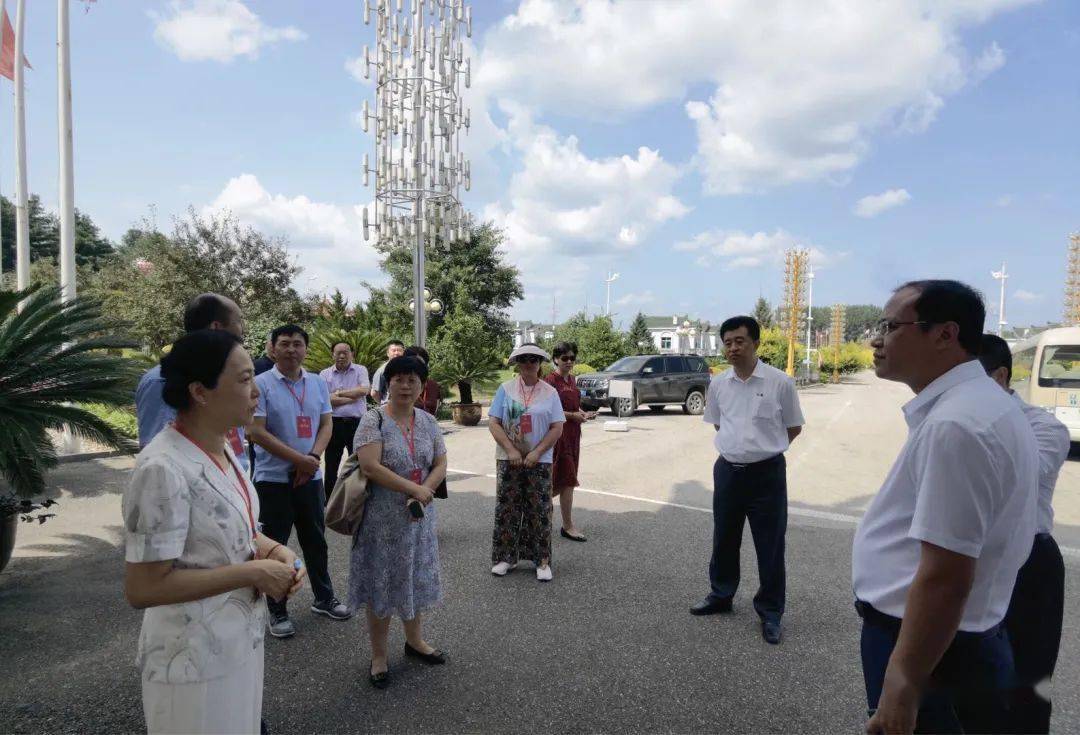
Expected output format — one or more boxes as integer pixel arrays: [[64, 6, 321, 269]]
[[625, 312, 656, 354], [89, 210, 313, 354], [752, 296, 774, 328], [756, 327, 804, 370], [0, 285, 139, 510], [1, 195, 114, 273], [553, 312, 627, 369], [428, 288, 503, 404], [844, 304, 884, 342], [365, 221, 523, 342]]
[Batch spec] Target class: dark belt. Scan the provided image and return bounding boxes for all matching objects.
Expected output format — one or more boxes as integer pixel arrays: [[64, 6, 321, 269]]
[[855, 599, 1003, 638], [721, 454, 782, 470]]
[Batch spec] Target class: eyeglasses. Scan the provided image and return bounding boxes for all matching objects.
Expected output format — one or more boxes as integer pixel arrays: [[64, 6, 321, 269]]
[[872, 319, 931, 338], [517, 356, 542, 364], [558, 355, 577, 362]]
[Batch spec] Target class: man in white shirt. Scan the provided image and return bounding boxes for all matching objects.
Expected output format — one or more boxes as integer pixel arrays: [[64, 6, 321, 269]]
[[853, 280, 1038, 735], [319, 341, 370, 499], [691, 316, 804, 646], [370, 340, 405, 405], [978, 333, 1070, 734]]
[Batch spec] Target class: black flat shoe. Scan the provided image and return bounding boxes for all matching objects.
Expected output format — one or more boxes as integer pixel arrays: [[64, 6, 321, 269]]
[[689, 597, 733, 616], [369, 668, 389, 689], [560, 528, 587, 542], [762, 620, 782, 645], [405, 642, 447, 665]]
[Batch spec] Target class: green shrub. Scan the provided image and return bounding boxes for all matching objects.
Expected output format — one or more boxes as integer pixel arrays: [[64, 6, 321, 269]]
[[571, 363, 596, 376], [820, 342, 874, 375], [81, 403, 138, 441]]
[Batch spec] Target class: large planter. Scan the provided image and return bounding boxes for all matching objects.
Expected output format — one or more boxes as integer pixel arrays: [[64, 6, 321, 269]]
[[452, 403, 483, 426], [0, 512, 17, 574]]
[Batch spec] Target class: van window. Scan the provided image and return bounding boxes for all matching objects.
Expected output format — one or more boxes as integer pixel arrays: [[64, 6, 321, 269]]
[[1038, 344, 1080, 388], [664, 356, 689, 373]]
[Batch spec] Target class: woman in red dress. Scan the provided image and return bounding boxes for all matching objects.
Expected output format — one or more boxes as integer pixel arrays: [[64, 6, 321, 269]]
[[544, 342, 594, 541]]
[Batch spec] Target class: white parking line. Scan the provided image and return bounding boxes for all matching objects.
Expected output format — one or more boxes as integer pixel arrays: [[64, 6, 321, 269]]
[[447, 467, 1080, 559]]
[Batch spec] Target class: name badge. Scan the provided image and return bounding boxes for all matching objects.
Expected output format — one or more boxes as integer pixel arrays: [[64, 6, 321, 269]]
[[410, 468, 422, 484], [519, 413, 533, 435], [226, 427, 244, 455], [296, 415, 313, 438]]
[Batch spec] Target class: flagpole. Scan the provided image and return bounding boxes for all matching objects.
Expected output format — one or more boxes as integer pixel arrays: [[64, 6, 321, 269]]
[[57, 0, 74, 303], [12, 0, 28, 293]]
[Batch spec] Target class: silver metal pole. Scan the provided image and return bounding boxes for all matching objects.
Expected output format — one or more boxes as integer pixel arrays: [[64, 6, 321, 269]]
[[58, 0, 76, 304], [13, 0, 29, 292], [805, 265, 814, 373]]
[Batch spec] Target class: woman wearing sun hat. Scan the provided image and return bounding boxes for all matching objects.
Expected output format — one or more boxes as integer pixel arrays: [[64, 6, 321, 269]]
[[487, 343, 565, 581]]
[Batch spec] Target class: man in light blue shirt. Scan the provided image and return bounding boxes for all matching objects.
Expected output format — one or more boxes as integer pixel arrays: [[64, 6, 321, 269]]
[[134, 293, 250, 473], [249, 324, 351, 637]]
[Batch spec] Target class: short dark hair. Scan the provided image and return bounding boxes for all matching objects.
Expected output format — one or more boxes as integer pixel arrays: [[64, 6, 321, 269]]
[[387, 340, 405, 349], [897, 280, 985, 355], [404, 345, 430, 363], [331, 341, 352, 352], [720, 316, 761, 342], [978, 333, 1012, 382], [161, 329, 244, 411], [552, 341, 577, 359], [183, 293, 235, 332], [384, 355, 428, 384], [271, 324, 309, 346]]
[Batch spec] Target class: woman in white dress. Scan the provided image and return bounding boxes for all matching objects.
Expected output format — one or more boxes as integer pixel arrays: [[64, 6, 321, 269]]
[[123, 329, 306, 734]]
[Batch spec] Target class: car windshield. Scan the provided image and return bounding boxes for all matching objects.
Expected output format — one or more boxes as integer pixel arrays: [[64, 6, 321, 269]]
[[1038, 344, 1080, 388], [605, 356, 649, 373]]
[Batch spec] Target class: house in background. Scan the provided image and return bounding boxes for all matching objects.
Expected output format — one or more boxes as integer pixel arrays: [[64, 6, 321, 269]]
[[644, 315, 720, 356], [512, 321, 558, 348]]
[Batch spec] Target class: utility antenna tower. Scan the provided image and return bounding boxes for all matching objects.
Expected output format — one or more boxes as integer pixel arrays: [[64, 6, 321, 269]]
[[780, 248, 809, 376], [361, 0, 473, 347], [830, 304, 846, 384], [1066, 234, 1080, 327]]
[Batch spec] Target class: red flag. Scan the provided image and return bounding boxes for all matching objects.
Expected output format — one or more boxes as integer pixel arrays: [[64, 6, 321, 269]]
[[0, 9, 32, 82]]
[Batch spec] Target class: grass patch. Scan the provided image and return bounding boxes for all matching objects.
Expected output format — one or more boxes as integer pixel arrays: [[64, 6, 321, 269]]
[[81, 403, 138, 441]]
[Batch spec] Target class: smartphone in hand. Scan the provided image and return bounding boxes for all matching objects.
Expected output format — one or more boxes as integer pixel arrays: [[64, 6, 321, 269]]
[[407, 499, 425, 519]]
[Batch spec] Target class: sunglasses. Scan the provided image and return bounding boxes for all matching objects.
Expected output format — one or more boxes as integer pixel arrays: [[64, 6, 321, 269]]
[[558, 355, 577, 362], [516, 356, 542, 364]]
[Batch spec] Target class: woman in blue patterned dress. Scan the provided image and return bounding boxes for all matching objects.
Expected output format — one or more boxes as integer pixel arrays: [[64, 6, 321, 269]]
[[349, 356, 447, 689]]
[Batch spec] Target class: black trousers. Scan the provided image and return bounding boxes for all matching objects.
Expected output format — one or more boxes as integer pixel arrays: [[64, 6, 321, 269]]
[[324, 417, 361, 502], [255, 477, 335, 617], [1003, 533, 1064, 734], [858, 601, 1015, 733], [708, 454, 787, 623]]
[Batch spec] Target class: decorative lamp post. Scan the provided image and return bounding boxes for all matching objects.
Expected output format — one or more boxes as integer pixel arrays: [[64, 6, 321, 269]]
[[409, 287, 444, 316], [361, 0, 472, 347]]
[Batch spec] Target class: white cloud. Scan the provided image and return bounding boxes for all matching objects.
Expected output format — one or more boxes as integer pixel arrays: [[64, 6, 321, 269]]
[[152, 0, 305, 63], [853, 188, 912, 218], [995, 194, 1013, 208], [615, 290, 655, 308], [205, 174, 379, 299], [673, 228, 836, 271], [1014, 289, 1042, 302], [476, 0, 1035, 193], [482, 106, 689, 307]]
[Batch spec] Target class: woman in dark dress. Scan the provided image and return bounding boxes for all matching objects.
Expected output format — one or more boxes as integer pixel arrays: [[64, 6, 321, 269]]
[[544, 342, 594, 542]]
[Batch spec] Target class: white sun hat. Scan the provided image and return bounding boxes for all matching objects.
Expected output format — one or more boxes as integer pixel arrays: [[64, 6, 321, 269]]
[[507, 344, 551, 363]]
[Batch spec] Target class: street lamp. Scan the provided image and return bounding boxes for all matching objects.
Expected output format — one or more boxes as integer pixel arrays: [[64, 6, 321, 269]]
[[409, 287, 444, 315], [604, 270, 619, 316]]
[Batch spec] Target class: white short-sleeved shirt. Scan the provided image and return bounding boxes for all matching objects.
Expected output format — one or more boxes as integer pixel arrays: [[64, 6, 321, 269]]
[[1013, 392, 1071, 535], [488, 378, 565, 464], [702, 359, 804, 463], [852, 360, 1038, 632], [123, 426, 266, 684]]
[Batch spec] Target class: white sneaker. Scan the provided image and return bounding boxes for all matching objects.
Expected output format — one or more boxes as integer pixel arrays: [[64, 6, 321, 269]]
[[536, 565, 553, 582], [491, 561, 517, 576]]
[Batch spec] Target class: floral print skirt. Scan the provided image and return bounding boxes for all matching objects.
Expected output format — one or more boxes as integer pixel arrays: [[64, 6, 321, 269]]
[[491, 461, 553, 565]]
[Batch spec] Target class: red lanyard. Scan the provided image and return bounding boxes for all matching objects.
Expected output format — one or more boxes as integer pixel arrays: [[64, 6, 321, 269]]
[[394, 411, 418, 469], [283, 375, 307, 412], [173, 423, 257, 540], [519, 378, 538, 410]]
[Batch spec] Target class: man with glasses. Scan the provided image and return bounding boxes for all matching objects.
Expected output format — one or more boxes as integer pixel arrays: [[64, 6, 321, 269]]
[[978, 333, 1069, 734], [691, 315, 804, 646], [854, 281, 1037, 734]]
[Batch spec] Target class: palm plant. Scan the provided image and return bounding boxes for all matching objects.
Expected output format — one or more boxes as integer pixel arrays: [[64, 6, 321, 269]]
[[0, 286, 140, 516], [303, 328, 392, 375]]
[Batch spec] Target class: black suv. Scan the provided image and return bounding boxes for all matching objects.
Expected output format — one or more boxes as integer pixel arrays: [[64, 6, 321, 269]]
[[578, 354, 711, 417]]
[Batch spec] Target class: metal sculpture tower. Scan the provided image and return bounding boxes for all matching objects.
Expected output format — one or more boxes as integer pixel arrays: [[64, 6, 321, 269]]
[[781, 248, 809, 377], [361, 0, 472, 347], [1066, 234, 1080, 327], [830, 304, 846, 384]]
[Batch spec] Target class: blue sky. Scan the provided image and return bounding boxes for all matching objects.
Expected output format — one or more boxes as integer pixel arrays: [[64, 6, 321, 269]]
[[2, 0, 1077, 329]]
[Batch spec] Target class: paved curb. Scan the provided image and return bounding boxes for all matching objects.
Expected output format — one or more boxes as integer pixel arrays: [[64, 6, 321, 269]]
[[56, 449, 125, 464]]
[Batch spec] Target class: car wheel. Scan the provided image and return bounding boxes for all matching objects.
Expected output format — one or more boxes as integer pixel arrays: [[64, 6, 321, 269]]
[[683, 389, 705, 415], [612, 394, 636, 418], [648, 405, 665, 413]]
